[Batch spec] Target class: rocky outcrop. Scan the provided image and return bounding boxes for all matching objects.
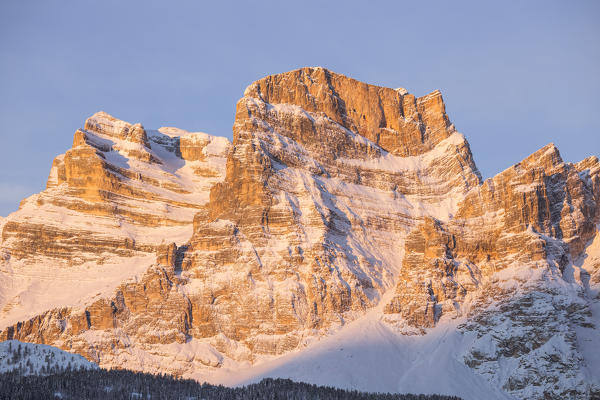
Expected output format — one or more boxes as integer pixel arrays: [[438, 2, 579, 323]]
[[0, 67, 598, 399], [383, 217, 480, 331]]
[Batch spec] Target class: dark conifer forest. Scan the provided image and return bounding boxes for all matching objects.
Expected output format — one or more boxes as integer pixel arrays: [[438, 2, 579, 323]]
[[0, 368, 462, 400]]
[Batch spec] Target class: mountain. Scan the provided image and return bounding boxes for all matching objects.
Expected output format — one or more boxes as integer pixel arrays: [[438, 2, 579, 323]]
[[0, 67, 598, 399]]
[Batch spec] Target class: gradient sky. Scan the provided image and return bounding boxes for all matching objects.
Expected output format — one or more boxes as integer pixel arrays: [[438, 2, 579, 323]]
[[1, 0, 598, 216]]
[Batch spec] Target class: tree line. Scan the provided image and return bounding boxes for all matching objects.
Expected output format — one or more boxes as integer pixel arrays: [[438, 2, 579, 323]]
[[0, 368, 462, 400]]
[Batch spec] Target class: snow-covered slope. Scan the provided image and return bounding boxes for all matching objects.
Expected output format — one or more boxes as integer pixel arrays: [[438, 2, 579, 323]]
[[203, 298, 516, 400], [0, 340, 97, 375]]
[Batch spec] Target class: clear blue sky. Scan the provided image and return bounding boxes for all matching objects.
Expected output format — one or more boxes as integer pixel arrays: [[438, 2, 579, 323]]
[[1, 1, 598, 216]]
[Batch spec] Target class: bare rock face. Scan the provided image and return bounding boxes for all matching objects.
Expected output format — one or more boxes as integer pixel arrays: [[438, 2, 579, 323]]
[[243, 68, 453, 157], [383, 217, 480, 331], [0, 67, 598, 399]]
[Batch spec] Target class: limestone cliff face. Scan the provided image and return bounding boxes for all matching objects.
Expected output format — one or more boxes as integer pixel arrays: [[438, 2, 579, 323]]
[[243, 68, 453, 157], [0, 67, 598, 399]]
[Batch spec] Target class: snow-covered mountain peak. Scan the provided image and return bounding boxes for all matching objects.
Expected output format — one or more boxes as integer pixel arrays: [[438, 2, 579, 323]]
[[0, 68, 598, 400]]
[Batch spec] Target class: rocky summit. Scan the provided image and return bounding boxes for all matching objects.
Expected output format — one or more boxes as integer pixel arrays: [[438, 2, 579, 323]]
[[0, 67, 598, 400]]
